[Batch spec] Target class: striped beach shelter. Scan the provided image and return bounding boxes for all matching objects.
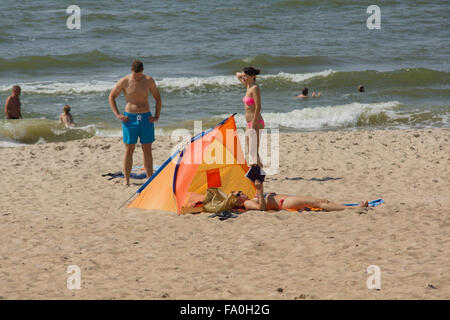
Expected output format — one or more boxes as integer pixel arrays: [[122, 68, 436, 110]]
[[128, 114, 255, 214]]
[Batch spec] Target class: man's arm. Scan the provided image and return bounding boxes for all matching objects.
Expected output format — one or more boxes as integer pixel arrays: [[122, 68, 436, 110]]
[[108, 79, 128, 122], [4, 96, 11, 118], [148, 77, 161, 122]]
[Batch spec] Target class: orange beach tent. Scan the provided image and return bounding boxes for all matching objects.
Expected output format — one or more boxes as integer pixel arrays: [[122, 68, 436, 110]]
[[128, 114, 255, 214]]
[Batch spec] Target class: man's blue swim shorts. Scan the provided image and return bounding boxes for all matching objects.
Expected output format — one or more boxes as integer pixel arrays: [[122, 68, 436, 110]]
[[122, 112, 155, 145]]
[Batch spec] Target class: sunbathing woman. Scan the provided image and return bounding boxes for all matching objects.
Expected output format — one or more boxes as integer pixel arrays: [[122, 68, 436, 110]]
[[233, 180, 368, 212]]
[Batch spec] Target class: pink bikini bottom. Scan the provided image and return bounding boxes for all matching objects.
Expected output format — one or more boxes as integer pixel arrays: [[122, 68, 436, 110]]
[[247, 120, 265, 129]]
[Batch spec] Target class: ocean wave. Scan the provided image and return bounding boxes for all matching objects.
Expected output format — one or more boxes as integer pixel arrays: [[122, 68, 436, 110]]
[[0, 70, 334, 95], [0, 81, 115, 95], [0, 138, 26, 148], [0, 120, 108, 144], [1, 68, 447, 96], [0, 119, 168, 145], [308, 68, 450, 89], [268, 0, 357, 9], [225, 101, 404, 130], [211, 55, 335, 70], [0, 50, 122, 72]]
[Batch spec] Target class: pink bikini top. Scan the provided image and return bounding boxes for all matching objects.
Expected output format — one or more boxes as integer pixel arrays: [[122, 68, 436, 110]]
[[243, 96, 255, 106]]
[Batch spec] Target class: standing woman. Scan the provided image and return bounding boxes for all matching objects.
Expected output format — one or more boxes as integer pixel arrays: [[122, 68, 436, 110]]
[[236, 67, 264, 165]]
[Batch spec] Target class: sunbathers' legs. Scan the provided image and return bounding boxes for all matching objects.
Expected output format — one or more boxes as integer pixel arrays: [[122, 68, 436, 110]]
[[282, 195, 368, 211]]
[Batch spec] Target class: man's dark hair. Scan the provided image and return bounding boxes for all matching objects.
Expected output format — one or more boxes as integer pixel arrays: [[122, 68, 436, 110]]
[[302, 87, 309, 95], [131, 60, 144, 73], [357, 85, 365, 92]]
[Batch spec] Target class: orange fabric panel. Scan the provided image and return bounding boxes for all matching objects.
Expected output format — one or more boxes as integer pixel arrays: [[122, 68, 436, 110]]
[[131, 115, 253, 215], [216, 116, 246, 165], [206, 168, 222, 188], [174, 128, 217, 213], [128, 160, 178, 212]]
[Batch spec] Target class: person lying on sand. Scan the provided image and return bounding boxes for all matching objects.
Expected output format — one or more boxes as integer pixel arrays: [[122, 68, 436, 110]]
[[233, 180, 368, 211], [59, 105, 74, 128]]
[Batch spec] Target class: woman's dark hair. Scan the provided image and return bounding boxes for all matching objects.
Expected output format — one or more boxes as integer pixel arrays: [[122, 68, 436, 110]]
[[302, 87, 309, 95], [242, 66, 261, 77]]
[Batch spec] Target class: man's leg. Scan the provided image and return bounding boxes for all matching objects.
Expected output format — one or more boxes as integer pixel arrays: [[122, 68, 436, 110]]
[[124, 143, 136, 186], [141, 143, 153, 178]]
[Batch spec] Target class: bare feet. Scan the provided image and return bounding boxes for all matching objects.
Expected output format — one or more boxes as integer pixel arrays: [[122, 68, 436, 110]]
[[359, 201, 369, 208]]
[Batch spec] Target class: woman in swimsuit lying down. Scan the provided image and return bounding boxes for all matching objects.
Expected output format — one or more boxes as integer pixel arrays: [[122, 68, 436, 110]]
[[233, 180, 369, 211]]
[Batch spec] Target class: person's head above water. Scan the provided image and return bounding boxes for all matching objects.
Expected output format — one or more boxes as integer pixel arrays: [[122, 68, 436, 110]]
[[63, 105, 71, 114], [131, 60, 144, 74], [302, 87, 309, 96], [12, 85, 21, 96], [357, 85, 365, 92], [242, 66, 261, 83]]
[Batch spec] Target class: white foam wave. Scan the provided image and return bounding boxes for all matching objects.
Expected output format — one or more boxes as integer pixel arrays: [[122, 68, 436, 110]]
[[264, 69, 335, 82], [0, 81, 114, 95], [0, 70, 335, 94], [229, 101, 401, 129], [0, 139, 26, 148]]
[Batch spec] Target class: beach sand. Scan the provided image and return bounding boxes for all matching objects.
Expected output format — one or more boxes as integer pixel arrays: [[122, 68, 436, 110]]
[[0, 128, 449, 299]]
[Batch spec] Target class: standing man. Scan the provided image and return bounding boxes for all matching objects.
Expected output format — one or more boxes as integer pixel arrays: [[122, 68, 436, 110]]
[[109, 60, 162, 186], [5, 85, 22, 119]]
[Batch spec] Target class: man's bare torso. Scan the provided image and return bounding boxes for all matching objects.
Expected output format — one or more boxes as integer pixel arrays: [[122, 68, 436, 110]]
[[6, 95, 21, 119], [121, 74, 152, 113]]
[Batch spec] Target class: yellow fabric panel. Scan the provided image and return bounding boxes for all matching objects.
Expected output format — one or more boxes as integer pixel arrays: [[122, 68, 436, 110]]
[[197, 139, 245, 171], [189, 165, 255, 199], [128, 160, 177, 212]]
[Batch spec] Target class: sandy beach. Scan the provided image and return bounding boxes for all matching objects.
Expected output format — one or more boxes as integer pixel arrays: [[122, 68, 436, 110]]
[[0, 128, 449, 299]]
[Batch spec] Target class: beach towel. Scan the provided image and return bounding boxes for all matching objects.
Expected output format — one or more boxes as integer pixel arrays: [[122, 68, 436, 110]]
[[343, 199, 384, 207]]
